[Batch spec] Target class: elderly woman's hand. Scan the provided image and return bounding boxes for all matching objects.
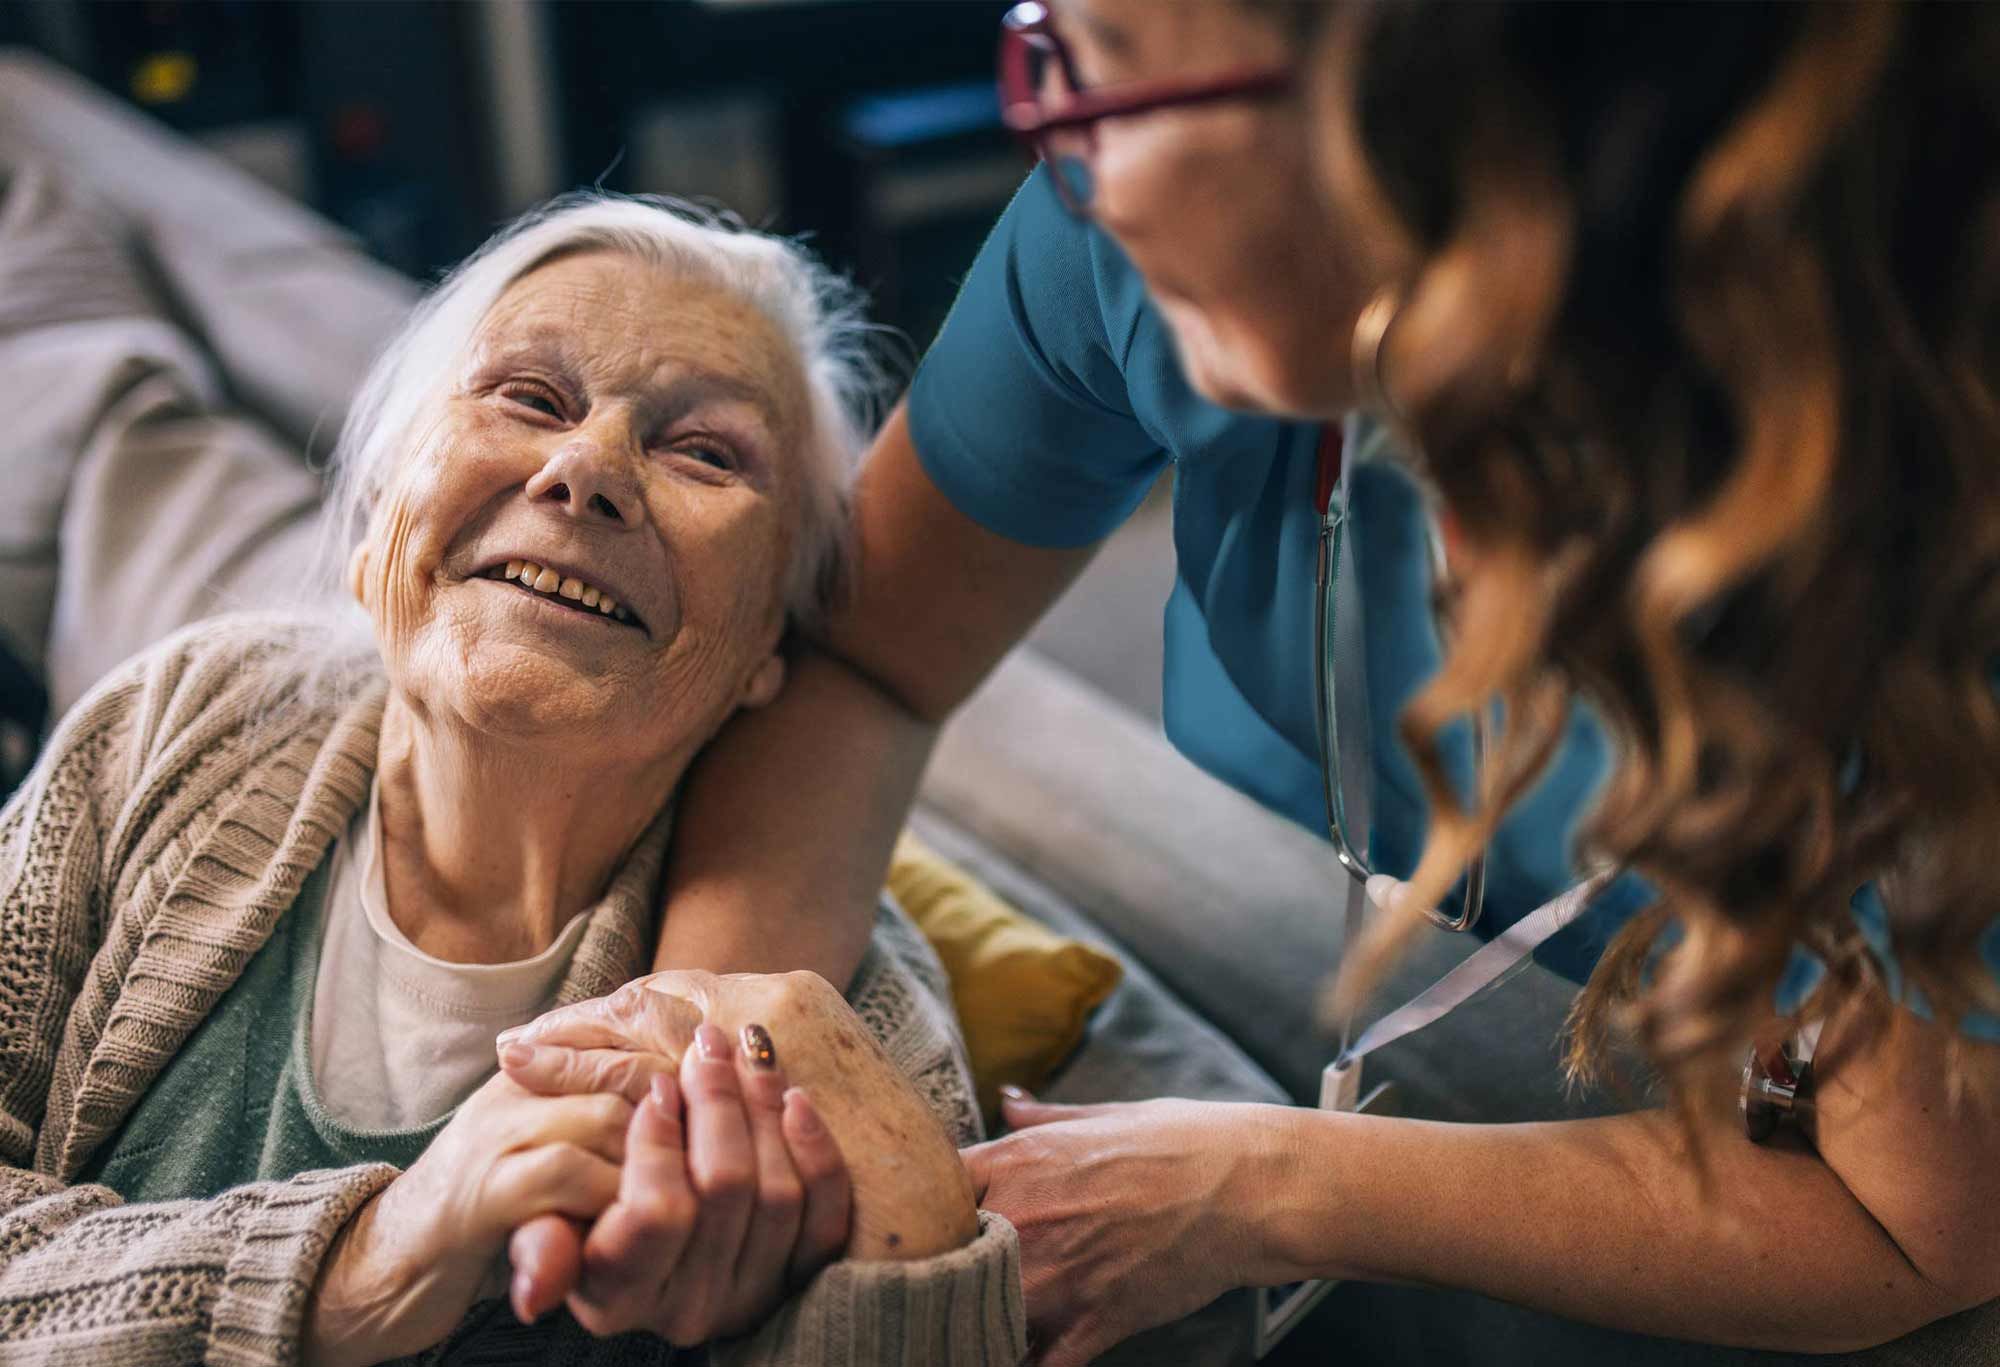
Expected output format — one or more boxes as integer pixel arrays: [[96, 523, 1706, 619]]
[[303, 1070, 646, 1367], [499, 969, 980, 1341], [500, 1006, 851, 1344]]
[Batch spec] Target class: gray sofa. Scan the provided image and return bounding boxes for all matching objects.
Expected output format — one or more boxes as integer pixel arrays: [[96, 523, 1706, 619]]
[[3, 49, 1992, 1367]]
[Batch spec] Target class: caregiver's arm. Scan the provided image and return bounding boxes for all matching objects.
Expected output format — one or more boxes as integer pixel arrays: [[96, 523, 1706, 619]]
[[1280, 1003, 2000, 1343], [653, 402, 1099, 978], [977, 995, 2000, 1363], [1278, 999, 2000, 1351]]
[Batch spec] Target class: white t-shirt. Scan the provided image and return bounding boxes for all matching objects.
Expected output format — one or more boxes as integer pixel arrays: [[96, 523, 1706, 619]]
[[310, 784, 593, 1129]]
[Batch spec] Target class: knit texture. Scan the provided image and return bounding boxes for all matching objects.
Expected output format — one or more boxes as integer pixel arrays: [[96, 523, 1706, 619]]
[[0, 614, 1023, 1366]]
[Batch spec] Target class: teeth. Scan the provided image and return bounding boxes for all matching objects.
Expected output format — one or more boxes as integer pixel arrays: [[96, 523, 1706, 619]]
[[492, 561, 632, 626]]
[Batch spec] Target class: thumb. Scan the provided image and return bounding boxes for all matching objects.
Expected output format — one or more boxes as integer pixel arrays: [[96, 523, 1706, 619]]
[[509, 1214, 585, 1324], [960, 1143, 994, 1204], [998, 1086, 1107, 1132]]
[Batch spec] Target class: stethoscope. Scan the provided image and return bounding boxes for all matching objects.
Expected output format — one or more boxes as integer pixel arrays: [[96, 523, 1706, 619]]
[[1256, 420, 1811, 1357], [1305, 414, 1814, 1138]]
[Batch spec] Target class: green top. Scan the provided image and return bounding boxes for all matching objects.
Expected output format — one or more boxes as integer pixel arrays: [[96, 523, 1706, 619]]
[[83, 848, 448, 1202]]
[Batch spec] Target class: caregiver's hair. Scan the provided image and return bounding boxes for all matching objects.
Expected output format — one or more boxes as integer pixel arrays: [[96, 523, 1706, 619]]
[[322, 192, 887, 628], [1311, 3, 2000, 1100]]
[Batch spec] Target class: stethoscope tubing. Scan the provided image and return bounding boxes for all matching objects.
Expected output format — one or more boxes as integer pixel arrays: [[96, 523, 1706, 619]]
[[1314, 457, 1488, 934]]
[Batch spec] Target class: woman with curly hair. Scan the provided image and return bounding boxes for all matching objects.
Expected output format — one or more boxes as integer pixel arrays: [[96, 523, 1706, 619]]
[[520, 0, 2000, 1361]]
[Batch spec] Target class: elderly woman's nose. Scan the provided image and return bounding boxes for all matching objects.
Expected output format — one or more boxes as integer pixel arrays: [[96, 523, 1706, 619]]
[[525, 438, 643, 527]]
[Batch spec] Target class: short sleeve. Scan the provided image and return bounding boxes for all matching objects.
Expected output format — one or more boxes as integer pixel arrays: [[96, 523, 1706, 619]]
[[1771, 883, 2000, 1041], [906, 165, 1169, 549]]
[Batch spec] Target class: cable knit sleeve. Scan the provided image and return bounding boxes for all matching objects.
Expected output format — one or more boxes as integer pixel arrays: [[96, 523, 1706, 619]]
[[0, 1163, 399, 1366], [0, 660, 143, 1175], [709, 1211, 1026, 1367], [0, 631, 394, 1367]]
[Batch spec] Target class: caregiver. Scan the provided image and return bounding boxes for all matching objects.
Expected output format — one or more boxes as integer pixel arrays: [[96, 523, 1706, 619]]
[[579, 0, 2000, 1362]]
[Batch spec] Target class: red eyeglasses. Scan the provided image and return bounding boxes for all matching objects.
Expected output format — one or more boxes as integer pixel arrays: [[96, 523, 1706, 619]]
[[997, 0, 1296, 216]]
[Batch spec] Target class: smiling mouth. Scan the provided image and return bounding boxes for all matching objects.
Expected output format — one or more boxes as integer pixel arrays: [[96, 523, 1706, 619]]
[[482, 560, 644, 630]]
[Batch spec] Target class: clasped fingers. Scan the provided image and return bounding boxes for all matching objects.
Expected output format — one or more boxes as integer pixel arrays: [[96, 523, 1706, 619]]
[[541, 1021, 850, 1345]]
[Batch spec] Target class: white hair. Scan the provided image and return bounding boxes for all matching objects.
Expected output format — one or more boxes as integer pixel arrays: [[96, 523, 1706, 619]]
[[319, 191, 891, 628]]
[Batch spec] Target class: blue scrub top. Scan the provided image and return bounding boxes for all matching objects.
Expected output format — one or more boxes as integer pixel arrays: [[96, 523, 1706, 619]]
[[908, 166, 2000, 1025]]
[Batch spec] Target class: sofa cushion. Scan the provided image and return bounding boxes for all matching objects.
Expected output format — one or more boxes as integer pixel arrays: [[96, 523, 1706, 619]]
[[888, 831, 1125, 1124]]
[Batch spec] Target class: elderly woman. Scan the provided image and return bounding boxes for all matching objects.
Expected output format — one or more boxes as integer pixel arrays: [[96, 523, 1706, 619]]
[[0, 192, 1021, 1366]]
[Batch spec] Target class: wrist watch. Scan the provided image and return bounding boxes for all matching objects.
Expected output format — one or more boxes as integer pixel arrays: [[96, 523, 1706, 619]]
[[1742, 1032, 1817, 1144]]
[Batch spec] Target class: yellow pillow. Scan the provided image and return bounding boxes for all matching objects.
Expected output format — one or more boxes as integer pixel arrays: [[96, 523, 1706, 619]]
[[889, 832, 1124, 1126]]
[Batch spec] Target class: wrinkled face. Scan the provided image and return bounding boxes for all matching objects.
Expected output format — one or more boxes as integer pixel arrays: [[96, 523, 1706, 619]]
[[354, 250, 807, 772], [1050, 0, 1372, 417]]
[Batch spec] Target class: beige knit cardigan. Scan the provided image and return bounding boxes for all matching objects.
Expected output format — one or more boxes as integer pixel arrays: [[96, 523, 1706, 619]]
[[0, 615, 1024, 1366]]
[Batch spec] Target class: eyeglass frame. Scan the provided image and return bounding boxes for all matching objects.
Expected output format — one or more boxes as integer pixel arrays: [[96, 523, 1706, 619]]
[[997, 0, 1297, 214]]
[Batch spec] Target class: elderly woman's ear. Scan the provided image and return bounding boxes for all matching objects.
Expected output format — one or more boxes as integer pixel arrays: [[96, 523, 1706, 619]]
[[346, 543, 370, 607], [739, 652, 785, 711]]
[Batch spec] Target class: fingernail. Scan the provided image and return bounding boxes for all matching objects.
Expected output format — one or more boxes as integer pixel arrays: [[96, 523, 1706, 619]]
[[511, 1271, 538, 1323], [496, 1025, 524, 1045], [741, 1022, 777, 1070], [999, 1084, 1032, 1105], [785, 1086, 823, 1135], [500, 1042, 536, 1069], [696, 1022, 730, 1062], [650, 1073, 674, 1109], [1365, 874, 1402, 912]]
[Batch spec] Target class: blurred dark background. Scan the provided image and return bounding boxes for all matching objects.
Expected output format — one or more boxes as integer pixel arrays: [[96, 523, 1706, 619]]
[[0, 0, 1024, 350]]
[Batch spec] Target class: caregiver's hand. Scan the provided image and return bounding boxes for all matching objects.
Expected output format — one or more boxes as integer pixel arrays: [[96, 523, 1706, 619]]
[[504, 1016, 850, 1344], [302, 1071, 640, 1367], [962, 1092, 1305, 1367]]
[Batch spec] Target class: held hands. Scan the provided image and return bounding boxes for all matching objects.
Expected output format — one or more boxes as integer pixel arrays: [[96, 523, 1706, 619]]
[[303, 1071, 637, 1367], [500, 1014, 851, 1343], [503, 970, 980, 1264], [303, 978, 853, 1366]]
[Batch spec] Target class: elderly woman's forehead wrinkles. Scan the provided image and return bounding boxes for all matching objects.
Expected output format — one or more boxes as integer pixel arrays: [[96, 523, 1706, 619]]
[[651, 368, 789, 442], [463, 320, 586, 382]]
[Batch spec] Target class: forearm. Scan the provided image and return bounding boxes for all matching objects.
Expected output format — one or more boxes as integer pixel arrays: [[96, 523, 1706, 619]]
[[0, 1163, 395, 1366], [712, 987, 980, 1262], [656, 646, 937, 984], [1272, 1105, 1959, 1352], [656, 401, 1100, 985]]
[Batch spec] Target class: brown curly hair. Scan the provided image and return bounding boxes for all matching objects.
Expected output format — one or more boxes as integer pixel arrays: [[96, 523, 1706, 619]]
[[1305, 1, 2000, 1103]]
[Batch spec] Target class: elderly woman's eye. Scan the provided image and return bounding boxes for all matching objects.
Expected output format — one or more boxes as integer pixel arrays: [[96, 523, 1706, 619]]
[[505, 386, 564, 419], [677, 443, 735, 472]]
